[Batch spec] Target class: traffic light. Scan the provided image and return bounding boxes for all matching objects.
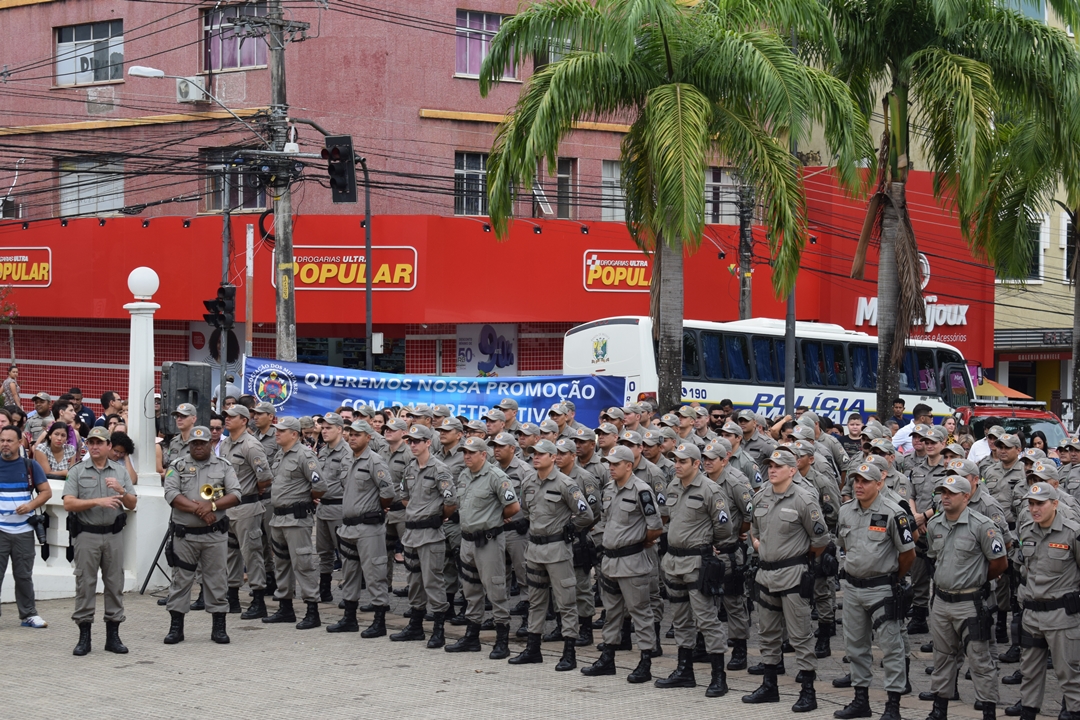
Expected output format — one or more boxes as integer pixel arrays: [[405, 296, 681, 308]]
[[203, 296, 224, 329], [218, 284, 236, 330], [203, 285, 239, 363], [322, 135, 357, 203]]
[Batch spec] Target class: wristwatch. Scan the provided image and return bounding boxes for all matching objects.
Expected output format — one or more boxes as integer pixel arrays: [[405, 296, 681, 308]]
[[211, 501, 217, 512]]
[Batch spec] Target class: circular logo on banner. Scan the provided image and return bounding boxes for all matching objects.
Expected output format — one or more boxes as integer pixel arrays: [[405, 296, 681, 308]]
[[250, 363, 296, 409], [919, 253, 931, 290]]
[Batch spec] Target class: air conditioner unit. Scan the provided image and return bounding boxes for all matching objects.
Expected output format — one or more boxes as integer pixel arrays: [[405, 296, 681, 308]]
[[176, 76, 209, 104]]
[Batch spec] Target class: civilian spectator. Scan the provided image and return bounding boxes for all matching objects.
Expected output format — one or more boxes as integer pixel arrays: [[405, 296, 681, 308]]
[[840, 413, 864, 456], [0, 425, 51, 629], [94, 392, 124, 426], [0, 366, 20, 406], [892, 403, 933, 453], [108, 431, 138, 485], [370, 411, 385, 434], [942, 416, 958, 445], [101, 414, 122, 433], [34, 422, 76, 477], [210, 414, 225, 455], [68, 387, 95, 429], [889, 398, 906, 426], [47, 399, 84, 460]]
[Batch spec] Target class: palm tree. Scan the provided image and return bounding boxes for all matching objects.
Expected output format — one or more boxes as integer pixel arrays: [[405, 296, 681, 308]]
[[477, 0, 873, 410], [830, 0, 1080, 415]]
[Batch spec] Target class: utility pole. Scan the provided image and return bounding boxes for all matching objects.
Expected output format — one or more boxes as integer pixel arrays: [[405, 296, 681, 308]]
[[268, 0, 297, 361], [245, 224, 254, 358], [220, 201, 231, 412], [738, 183, 754, 320]]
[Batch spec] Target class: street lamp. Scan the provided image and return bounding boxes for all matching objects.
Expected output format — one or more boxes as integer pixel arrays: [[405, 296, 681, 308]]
[[128, 65, 270, 148]]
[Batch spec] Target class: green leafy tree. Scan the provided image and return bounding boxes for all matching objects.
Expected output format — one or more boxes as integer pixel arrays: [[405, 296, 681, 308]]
[[478, 0, 872, 410]]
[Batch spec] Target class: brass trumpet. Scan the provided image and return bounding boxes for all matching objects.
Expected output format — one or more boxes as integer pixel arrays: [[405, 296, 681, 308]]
[[200, 484, 225, 501]]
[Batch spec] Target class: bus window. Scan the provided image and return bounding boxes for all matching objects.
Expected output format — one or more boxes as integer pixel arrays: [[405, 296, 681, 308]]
[[725, 335, 751, 380], [753, 337, 778, 383], [775, 338, 795, 383], [805, 341, 848, 387], [851, 344, 877, 389], [823, 342, 847, 386], [683, 330, 700, 378], [936, 348, 963, 371], [901, 349, 938, 393], [702, 332, 724, 379]]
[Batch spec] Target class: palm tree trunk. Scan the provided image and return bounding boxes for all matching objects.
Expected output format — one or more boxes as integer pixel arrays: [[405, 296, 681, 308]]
[[653, 239, 684, 411], [1071, 213, 1080, 431], [877, 182, 904, 417]]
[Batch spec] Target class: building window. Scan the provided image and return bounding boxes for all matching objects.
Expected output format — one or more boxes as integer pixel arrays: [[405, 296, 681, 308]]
[[1006, 0, 1045, 21], [705, 167, 739, 225], [203, 149, 267, 212], [203, 2, 268, 72], [601, 160, 625, 222], [1066, 220, 1077, 284], [455, 10, 515, 78], [55, 21, 123, 86], [556, 158, 575, 219], [996, 222, 1043, 282], [58, 159, 124, 217], [454, 152, 488, 216]]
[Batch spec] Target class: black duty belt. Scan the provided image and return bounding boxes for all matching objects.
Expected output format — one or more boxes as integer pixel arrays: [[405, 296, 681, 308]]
[[342, 511, 385, 526], [173, 517, 229, 537], [259, 491, 271, 501], [758, 555, 809, 571], [388, 501, 406, 512], [461, 525, 505, 542], [78, 522, 122, 535], [1024, 596, 1071, 612], [273, 502, 315, 517], [240, 493, 262, 505], [839, 571, 894, 589], [405, 514, 444, 530], [716, 544, 742, 556], [604, 542, 645, 558], [529, 532, 568, 545], [935, 586, 988, 603], [667, 544, 712, 558], [321, 498, 343, 506]]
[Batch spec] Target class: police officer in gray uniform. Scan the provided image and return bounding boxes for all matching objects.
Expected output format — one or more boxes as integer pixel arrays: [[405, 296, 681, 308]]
[[262, 417, 327, 630], [251, 401, 279, 593], [925, 474, 1008, 720], [743, 447, 830, 712], [435, 416, 467, 624], [833, 462, 916, 720], [164, 402, 197, 468], [909, 424, 951, 635], [721, 419, 762, 489], [507, 439, 593, 670], [654, 442, 733, 697], [739, 409, 779, 465], [316, 412, 350, 603], [392, 424, 457, 648], [381, 418, 412, 595], [63, 426, 137, 656], [444, 436, 519, 659], [162, 426, 242, 645], [554, 437, 602, 645], [622, 428, 668, 654], [581, 446, 665, 683], [327, 420, 394, 637], [493, 431, 536, 633]]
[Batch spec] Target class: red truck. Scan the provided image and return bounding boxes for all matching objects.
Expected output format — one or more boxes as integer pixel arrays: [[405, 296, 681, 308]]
[[956, 402, 1070, 446]]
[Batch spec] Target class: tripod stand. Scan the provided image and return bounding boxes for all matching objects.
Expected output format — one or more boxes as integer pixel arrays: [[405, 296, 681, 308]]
[[139, 524, 173, 595]]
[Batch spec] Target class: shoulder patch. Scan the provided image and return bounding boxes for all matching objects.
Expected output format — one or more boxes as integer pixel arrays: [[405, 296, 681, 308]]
[[638, 490, 657, 516], [656, 491, 666, 506], [987, 528, 996, 539], [991, 537, 1004, 555], [307, 459, 317, 471], [812, 521, 826, 536], [810, 509, 821, 521]]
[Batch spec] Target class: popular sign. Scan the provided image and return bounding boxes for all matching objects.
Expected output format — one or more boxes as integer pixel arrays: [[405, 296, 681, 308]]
[[583, 250, 652, 292], [0, 247, 51, 287], [271, 245, 417, 291]]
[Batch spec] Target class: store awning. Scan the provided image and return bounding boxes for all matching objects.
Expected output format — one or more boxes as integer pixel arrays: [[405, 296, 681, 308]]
[[976, 378, 1032, 400]]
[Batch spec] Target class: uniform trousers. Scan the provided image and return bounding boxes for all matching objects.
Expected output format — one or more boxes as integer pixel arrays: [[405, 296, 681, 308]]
[[718, 547, 750, 640], [338, 525, 389, 606], [442, 521, 461, 597], [600, 573, 657, 651], [814, 575, 836, 624], [168, 532, 229, 614], [842, 580, 906, 692], [526, 559, 578, 635], [261, 501, 275, 576], [574, 564, 595, 618], [1020, 608, 1080, 711], [0, 530, 38, 619], [71, 531, 125, 625], [269, 523, 319, 603], [756, 587, 815, 671], [315, 510, 342, 575], [385, 514, 406, 588], [665, 568, 726, 653], [909, 554, 932, 610], [226, 507, 266, 590], [460, 534, 509, 624], [647, 545, 664, 624], [404, 540, 449, 613], [505, 527, 527, 593], [929, 596, 998, 702]]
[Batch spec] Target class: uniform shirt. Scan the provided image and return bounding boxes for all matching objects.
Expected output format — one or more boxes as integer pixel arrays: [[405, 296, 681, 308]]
[[714, 464, 755, 539], [815, 432, 850, 481], [338, 448, 394, 540], [579, 452, 611, 491], [925, 507, 1007, 592], [458, 460, 517, 534], [895, 452, 925, 477], [631, 456, 668, 518], [599, 476, 664, 578], [909, 457, 949, 513], [836, 493, 915, 578], [435, 443, 467, 487], [565, 464, 602, 523], [660, 472, 732, 576], [255, 427, 278, 463], [220, 431, 273, 514], [1018, 510, 1080, 608], [63, 458, 136, 527], [743, 429, 778, 465], [730, 447, 761, 488], [384, 442, 414, 521], [368, 431, 389, 459], [164, 453, 241, 527], [522, 468, 593, 565], [317, 439, 350, 503], [968, 483, 1014, 546], [401, 455, 456, 547], [653, 453, 677, 486], [798, 465, 841, 532], [498, 455, 536, 523], [884, 467, 914, 503], [751, 481, 830, 592], [677, 428, 706, 449], [269, 442, 325, 526], [164, 433, 190, 469], [985, 460, 1024, 524], [1061, 465, 1080, 501], [695, 428, 718, 443]]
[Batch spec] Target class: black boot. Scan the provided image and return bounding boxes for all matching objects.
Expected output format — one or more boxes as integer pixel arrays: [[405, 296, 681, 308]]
[[1000, 644, 1022, 663], [1004, 701, 1023, 717], [816, 623, 832, 658], [592, 609, 606, 629], [164, 610, 186, 645], [881, 691, 902, 720], [447, 593, 468, 626], [908, 605, 930, 634], [211, 612, 230, 644], [227, 587, 241, 614], [927, 695, 949, 720], [691, 631, 710, 663], [263, 598, 296, 624], [489, 623, 511, 660], [706, 654, 728, 697], [510, 599, 529, 616], [361, 606, 388, 638], [390, 610, 426, 641], [542, 616, 563, 642], [1002, 669, 1022, 685], [983, 702, 997, 720], [834, 673, 853, 688], [515, 614, 528, 638], [327, 600, 359, 633], [242, 589, 267, 620], [627, 650, 652, 683], [73, 622, 92, 656], [295, 602, 321, 630], [580, 646, 617, 676], [904, 658, 912, 695], [1060, 697, 1068, 720], [728, 638, 748, 670], [749, 659, 785, 675], [445, 622, 483, 653], [834, 686, 872, 718], [317, 573, 332, 603], [104, 621, 128, 654], [743, 668, 781, 703], [264, 571, 277, 596], [556, 637, 577, 671], [575, 616, 594, 647], [190, 587, 205, 611], [655, 647, 697, 688], [792, 670, 817, 712], [616, 617, 633, 650], [653, 622, 664, 657], [508, 632, 544, 664], [1020, 706, 1039, 720], [426, 611, 446, 648]]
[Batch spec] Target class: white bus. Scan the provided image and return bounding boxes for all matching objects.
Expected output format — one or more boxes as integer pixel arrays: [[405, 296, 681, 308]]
[[563, 316, 976, 423]]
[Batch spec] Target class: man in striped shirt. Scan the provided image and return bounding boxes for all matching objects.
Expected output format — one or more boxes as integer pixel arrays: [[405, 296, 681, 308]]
[[0, 425, 51, 628]]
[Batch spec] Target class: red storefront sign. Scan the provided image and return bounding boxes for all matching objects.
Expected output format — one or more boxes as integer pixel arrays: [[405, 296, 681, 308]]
[[272, 245, 418, 291], [583, 250, 652, 292], [0, 247, 51, 287]]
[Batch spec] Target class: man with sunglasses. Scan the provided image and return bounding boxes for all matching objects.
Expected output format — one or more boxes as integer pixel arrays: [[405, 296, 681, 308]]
[[708, 404, 728, 434]]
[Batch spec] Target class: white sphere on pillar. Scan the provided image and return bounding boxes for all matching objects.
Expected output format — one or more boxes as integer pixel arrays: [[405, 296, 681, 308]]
[[128, 266, 160, 300]]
